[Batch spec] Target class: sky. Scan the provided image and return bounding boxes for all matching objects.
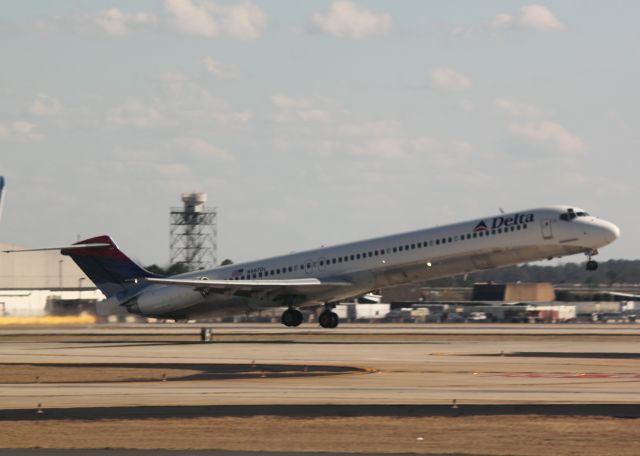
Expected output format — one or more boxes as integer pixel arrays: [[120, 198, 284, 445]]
[[1, 1, 638, 267]]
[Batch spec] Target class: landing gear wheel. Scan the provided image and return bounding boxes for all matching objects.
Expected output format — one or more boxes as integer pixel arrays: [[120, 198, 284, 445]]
[[200, 327, 213, 343], [319, 311, 339, 329], [281, 308, 303, 327], [586, 260, 598, 271]]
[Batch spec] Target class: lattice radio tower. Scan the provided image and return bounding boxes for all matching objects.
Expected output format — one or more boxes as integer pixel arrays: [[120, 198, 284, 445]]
[[170, 193, 217, 271]]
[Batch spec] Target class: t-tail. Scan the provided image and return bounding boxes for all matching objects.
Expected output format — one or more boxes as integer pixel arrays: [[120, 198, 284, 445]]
[[61, 235, 161, 299]]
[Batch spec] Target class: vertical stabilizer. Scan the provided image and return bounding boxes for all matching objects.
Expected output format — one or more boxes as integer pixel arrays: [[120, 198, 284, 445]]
[[61, 235, 162, 298]]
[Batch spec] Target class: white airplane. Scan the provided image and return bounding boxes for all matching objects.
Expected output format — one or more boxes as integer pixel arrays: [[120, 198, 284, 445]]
[[54, 205, 618, 334]]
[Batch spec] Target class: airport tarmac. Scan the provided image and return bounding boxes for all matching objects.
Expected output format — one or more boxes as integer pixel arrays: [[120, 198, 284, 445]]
[[1, 323, 640, 454], [1, 323, 639, 410]]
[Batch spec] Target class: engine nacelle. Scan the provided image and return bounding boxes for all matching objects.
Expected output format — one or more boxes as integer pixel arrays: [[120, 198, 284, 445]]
[[127, 285, 204, 317]]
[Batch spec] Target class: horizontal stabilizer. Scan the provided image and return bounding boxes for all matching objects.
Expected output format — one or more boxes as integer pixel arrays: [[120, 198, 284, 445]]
[[2, 243, 111, 253]]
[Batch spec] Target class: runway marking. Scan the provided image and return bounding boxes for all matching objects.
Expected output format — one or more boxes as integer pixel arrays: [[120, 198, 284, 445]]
[[491, 372, 640, 379]]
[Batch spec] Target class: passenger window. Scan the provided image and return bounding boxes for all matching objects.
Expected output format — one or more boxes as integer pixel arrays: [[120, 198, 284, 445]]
[[436, 239, 440, 245], [393, 247, 397, 252]]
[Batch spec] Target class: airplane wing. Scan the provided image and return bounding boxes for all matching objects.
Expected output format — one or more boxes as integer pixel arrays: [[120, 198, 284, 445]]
[[142, 277, 351, 294], [605, 291, 640, 299]]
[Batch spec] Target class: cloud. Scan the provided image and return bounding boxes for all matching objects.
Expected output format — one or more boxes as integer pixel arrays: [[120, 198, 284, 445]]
[[35, 8, 158, 36], [510, 121, 585, 154], [0, 121, 42, 141], [271, 94, 333, 122], [213, 110, 253, 124], [108, 101, 162, 128], [29, 93, 63, 116], [431, 67, 472, 91], [492, 5, 565, 31], [310, 1, 392, 39], [92, 8, 158, 36], [152, 72, 253, 125], [495, 98, 540, 117], [172, 137, 232, 161], [348, 132, 438, 159], [34, 2, 264, 40], [165, 0, 267, 40], [202, 56, 239, 79]]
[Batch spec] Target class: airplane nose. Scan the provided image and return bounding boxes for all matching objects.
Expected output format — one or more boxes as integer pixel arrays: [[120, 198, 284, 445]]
[[601, 220, 620, 243]]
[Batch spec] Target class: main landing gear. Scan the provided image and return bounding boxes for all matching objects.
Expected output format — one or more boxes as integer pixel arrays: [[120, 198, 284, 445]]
[[586, 250, 599, 271], [319, 305, 339, 329], [281, 308, 303, 327], [200, 327, 213, 342]]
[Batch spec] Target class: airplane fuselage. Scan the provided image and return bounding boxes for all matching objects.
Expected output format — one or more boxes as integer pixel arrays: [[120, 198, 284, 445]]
[[123, 205, 619, 321]]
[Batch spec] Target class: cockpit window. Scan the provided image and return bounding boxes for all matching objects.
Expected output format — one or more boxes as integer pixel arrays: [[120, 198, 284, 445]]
[[560, 209, 590, 221]]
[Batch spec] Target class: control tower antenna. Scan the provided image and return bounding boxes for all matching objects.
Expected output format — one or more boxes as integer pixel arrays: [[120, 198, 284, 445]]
[[170, 193, 217, 271]]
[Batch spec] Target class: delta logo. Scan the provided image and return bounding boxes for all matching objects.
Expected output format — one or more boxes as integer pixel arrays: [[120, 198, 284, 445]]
[[473, 221, 488, 232], [474, 213, 535, 232]]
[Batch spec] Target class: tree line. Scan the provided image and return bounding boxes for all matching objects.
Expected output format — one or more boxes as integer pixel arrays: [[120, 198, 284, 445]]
[[427, 259, 640, 287]]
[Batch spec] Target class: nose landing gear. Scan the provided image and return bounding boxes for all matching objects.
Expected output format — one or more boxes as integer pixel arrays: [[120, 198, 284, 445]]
[[586, 250, 599, 271]]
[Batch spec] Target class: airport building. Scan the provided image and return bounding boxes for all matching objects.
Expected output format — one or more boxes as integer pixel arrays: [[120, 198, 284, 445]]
[[0, 242, 103, 317]]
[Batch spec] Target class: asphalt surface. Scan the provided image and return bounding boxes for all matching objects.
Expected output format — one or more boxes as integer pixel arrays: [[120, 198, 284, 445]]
[[0, 451, 470, 456], [2, 403, 640, 421], [2, 323, 639, 408]]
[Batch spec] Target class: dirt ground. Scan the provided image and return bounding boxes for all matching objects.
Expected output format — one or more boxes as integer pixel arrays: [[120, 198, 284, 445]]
[[1, 415, 638, 455]]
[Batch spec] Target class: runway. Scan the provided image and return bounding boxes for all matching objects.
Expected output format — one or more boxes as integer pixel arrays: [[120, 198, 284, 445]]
[[1, 323, 639, 410], [1, 323, 640, 454]]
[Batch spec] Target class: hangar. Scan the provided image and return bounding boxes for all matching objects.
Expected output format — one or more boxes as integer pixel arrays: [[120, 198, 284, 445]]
[[0, 241, 103, 317]]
